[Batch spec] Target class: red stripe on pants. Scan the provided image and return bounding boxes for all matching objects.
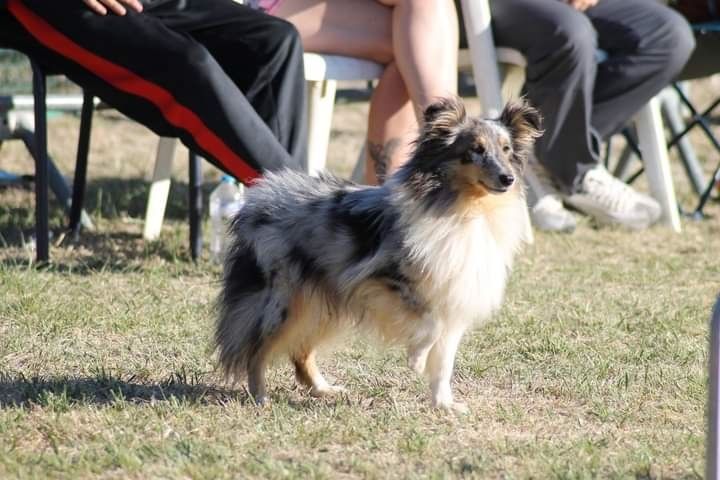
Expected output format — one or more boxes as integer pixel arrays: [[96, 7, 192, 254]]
[[7, 0, 260, 184]]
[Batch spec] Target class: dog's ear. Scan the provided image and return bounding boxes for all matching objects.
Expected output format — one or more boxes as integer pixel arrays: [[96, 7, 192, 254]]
[[410, 97, 470, 168], [499, 99, 543, 170], [422, 97, 467, 134]]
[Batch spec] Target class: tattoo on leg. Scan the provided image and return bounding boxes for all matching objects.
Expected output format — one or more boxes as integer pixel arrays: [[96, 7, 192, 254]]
[[368, 138, 400, 184]]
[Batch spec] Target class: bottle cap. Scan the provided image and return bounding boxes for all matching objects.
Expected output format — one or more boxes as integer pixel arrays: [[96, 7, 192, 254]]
[[221, 174, 236, 184]]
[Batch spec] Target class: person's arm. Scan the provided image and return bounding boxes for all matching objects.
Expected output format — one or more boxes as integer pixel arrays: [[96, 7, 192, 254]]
[[83, 0, 143, 15], [564, 0, 598, 12]]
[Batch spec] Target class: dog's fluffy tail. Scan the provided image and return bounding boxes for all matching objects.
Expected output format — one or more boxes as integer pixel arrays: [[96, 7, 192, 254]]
[[215, 239, 286, 380]]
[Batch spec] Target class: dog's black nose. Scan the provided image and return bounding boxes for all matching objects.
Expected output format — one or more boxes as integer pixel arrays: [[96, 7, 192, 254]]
[[498, 174, 515, 187]]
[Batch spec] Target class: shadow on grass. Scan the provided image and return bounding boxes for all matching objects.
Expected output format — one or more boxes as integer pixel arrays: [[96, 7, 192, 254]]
[[0, 176, 217, 268], [0, 176, 202, 236], [0, 371, 247, 408], [0, 228, 196, 273]]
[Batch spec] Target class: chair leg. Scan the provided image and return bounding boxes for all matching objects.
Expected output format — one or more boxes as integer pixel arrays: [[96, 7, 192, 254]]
[[69, 91, 94, 239], [15, 127, 73, 216], [660, 88, 706, 196], [634, 97, 682, 233], [188, 151, 202, 262], [499, 63, 525, 101], [31, 61, 49, 263], [459, 0, 504, 116], [143, 137, 177, 240], [612, 129, 640, 181], [350, 145, 367, 184], [306, 79, 337, 176], [695, 164, 720, 219], [670, 83, 720, 217]]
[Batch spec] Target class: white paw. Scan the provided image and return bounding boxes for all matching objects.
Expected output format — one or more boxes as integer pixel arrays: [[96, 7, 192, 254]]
[[432, 398, 469, 414], [252, 395, 270, 407], [310, 385, 347, 397], [408, 354, 428, 375]]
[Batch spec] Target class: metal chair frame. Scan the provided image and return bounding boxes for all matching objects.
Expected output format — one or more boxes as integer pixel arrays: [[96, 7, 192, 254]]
[[611, 22, 720, 220], [667, 82, 720, 219], [1, 52, 204, 262]]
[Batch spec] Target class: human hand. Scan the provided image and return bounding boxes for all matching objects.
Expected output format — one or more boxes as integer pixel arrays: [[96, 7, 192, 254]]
[[83, 0, 143, 15], [564, 0, 598, 11]]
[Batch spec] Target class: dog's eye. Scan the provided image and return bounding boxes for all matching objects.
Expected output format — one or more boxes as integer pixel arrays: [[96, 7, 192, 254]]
[[474, 145, 485, 154], [502, 145, 512, 153]]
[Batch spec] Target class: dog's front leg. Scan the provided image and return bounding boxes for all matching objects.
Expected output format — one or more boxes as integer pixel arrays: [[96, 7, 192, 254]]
[[425, 326, 467, 413]]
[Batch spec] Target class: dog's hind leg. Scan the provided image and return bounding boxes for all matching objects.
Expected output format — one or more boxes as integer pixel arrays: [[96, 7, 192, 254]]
[[247, 346, 271, 406], [293, 350, 345, 397], [407, 320, 443, 375], [425, 326, 468, 413]]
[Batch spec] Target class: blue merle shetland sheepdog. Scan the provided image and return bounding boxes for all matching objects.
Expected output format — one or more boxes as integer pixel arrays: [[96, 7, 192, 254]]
[[215, 97, 542, 411]]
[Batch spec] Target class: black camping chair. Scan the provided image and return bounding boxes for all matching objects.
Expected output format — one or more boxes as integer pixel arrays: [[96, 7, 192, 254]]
[[610, 22, 720, 219], [2, 2, 205, 262]]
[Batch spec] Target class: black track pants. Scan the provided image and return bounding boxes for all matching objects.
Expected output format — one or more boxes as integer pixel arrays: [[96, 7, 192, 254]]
[[2, 0, 307, 184]]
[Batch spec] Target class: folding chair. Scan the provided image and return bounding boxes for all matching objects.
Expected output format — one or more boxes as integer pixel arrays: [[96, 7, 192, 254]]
[[667, 82, 720, 219], [667, 22, 720, 218], [67, 108, 206, 261], [0, 49, 95, 263], [616, 22, 720, 220], [0, 57, 210, 266], [0, 87, 95, 226]]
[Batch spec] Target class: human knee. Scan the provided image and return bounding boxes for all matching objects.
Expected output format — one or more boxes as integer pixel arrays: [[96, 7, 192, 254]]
[[655, 7, 695, 74], [362, 38, 394, 66], [399, 0, 452, 13], [182, 42, 216, 74], [265, 17, 303, 57], [554, 13, 598, 64], [403, 0, 458, 32]]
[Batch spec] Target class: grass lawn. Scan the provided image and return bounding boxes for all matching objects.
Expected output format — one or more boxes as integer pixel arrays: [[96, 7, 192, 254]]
[[1, 83, 719, 478]]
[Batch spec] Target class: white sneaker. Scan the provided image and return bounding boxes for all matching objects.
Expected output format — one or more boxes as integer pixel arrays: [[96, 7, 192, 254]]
[[524, 158, 576, 233], [565, 165, 661, 229]]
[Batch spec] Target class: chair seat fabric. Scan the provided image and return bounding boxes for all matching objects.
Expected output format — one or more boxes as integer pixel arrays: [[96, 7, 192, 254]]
[[680, 23, 720, 80], [303, 53, 383, 82]]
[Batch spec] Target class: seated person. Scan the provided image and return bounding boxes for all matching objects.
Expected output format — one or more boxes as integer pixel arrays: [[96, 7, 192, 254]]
[[0, 0, 307, 185], [263, 0, 459, 184], [488, 0, 695, 231]]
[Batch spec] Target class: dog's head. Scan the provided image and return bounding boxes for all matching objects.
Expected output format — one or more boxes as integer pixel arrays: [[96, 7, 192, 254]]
[[397, 97, 542, 206]]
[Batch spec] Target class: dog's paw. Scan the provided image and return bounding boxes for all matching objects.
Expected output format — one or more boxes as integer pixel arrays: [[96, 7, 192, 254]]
[[433, 399, 469, 414], [408, 353, 428, 375], [310, 385, 347, 397], [252, 395, 270, 407]]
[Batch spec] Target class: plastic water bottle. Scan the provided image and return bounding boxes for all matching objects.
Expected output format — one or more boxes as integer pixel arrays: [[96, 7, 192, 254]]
[[209, 175, 244, 263]]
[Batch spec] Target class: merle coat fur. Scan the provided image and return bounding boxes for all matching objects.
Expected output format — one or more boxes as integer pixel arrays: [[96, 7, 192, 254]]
[[216, 97, 542, 410]]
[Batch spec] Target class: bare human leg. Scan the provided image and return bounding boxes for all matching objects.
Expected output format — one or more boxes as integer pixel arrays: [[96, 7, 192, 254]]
[[273, 0, 458, 184]]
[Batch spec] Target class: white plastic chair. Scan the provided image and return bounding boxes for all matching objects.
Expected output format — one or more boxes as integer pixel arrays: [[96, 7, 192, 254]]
[[142, 52, 384, 241], [303, 53, 383, 175], [460, 0, 681, 232]]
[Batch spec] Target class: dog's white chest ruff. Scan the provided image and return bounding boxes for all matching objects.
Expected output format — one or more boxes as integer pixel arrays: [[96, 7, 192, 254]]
[[405, 203, 524, 325]]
